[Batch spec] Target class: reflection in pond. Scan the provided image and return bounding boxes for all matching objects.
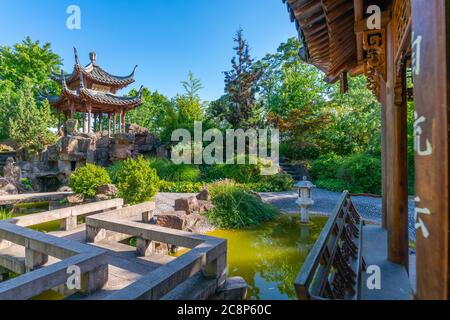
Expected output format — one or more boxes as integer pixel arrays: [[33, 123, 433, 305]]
[[208, 214, 328, 300]]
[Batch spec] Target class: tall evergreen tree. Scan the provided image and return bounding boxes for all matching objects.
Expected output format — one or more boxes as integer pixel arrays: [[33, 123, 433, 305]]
[[223, 29, 263, 129]]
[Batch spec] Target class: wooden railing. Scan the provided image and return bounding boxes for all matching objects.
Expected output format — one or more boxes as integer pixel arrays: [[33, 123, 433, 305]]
[[295, 191, 365, 300]]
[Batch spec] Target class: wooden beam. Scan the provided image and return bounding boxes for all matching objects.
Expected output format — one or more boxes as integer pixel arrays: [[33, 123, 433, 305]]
[[412, 0, 449, 300]]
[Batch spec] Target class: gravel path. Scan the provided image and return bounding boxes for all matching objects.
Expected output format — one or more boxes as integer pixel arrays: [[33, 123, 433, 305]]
[[260, 188, 416, 241]]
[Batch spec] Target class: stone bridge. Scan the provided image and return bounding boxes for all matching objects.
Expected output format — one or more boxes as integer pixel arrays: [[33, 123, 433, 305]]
[[0, 199, 246, 300]]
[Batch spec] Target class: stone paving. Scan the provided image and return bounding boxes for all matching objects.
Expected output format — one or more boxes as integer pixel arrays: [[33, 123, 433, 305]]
[[259, 188, 417, 241]]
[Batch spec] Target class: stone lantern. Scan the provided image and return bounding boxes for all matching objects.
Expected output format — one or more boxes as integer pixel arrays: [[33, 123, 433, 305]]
[[295, 176, 315, 224]]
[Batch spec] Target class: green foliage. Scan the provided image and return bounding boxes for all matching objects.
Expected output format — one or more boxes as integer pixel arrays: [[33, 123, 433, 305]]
[[106, 161, 124, 185], [311, 153, 381, 194], [159, 73, 205, 144], [158, 180, 205, 193], [8, 81, 57, 157], [0, 208, 12, 221], [69, 164, 112, 198], [206, 180, 279, 229], [125, 88, 171, 135], [0, 37, 62, 92], [20, 178, 33, 191], [115, 156, 159, 205], [147, 158, 201, 182], [203, 162, 261, 184]]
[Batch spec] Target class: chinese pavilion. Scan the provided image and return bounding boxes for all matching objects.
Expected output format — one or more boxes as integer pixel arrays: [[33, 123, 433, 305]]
[[42, 48, 143, 136]]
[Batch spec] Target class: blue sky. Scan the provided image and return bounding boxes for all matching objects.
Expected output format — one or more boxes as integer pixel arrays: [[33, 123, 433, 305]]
[[0, 0, 297, 101]]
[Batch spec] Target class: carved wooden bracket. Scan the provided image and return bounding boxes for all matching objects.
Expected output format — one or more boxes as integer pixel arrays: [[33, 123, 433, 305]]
[[363, 29, 387, 101]]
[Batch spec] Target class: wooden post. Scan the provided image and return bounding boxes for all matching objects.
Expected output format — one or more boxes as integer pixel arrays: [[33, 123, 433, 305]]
[[99, 113, 103, 135], [108, 113, 111, 137], [412, 0, 449, 300], [380, 82, 388, 230], [119, 109, 123, 133], [385, 20, 409, 270], [88, 105, 92, 134], [93, 113, 98, 133], [82, 111, 86, 134], [113, 112, 117, 135], [122, 111, 126, 133]]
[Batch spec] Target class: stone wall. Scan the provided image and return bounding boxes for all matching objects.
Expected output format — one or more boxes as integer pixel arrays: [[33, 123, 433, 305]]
[[3, 120, 161, 193]]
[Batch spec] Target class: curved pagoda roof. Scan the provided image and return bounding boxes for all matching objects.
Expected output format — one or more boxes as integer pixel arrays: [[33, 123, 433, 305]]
[[41, 69, 143, 114], [51, 48, 137, 91], [282, 0, 358, 82]]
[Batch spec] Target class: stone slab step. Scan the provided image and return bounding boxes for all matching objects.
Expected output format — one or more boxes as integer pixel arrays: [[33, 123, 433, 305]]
[[161, 272, 217, 300]]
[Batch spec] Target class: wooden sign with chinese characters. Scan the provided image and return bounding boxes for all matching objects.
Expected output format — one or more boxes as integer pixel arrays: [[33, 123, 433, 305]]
[[412, 0, 449, 300]]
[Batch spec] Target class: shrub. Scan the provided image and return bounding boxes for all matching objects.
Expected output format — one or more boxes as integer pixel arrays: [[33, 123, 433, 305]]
[[20, 178, 33, 191], [311, 153, 381, 194], [107, 161, 124, 184], [206, 180, 279, 229], [158, 180, 205, 193], [147, 158, 201, 182], [203, 161, 261, 184], [115, 156, 159, 204], [69, 164, 112, 198]]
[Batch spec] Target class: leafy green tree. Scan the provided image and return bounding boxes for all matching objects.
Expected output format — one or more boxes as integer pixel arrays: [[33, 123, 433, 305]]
[[181, 71, 204, 101], [0, 37, 62, 140], [324, 76, 381, 156], [223, 29, 264, 129], [125, 87, 171, 135], [8, 81, 57, 158], [257, 38, 330, 117], [0, 79, 17, 139], [0, 37, 62, 92], [159, 73, 205, 144]]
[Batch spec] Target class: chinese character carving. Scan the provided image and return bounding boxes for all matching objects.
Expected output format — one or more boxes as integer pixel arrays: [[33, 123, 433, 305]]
[[414, 112, 433, 156], [412, 33, 422, 76], [414, 197, 431, 239]]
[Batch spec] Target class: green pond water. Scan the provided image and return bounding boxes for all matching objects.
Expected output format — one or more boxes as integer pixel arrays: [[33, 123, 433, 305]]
[[208, 215, 328, 300], [2, 203, 327, 300]]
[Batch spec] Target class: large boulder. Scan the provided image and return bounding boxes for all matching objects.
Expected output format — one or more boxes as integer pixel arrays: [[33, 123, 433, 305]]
[[127, 124, 149, 136], [0, 178, 9, 189], [96, 184, 118, 197], [57, 186, 73, 192], [155, 211, 213, 234], [196, 188, 210, 201], [215, 277, 248, 300], [184, 213, 214, 233], [3, 157, 21, 182], [65, 119, 79, 136], [0, 182, 18, 195], [109, 133, 135, 162], [174, 196, 200, 215], [155, 211, 187, 230], [67, 193, 84, 205]]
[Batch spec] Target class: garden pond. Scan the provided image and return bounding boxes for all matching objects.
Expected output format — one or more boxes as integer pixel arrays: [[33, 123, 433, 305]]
[[209, 214, 327, 300]]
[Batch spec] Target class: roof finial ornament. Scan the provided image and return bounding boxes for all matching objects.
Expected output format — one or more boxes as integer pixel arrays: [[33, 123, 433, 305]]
[[89, 52, 97, 64], [74, 47, 80, 65]]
